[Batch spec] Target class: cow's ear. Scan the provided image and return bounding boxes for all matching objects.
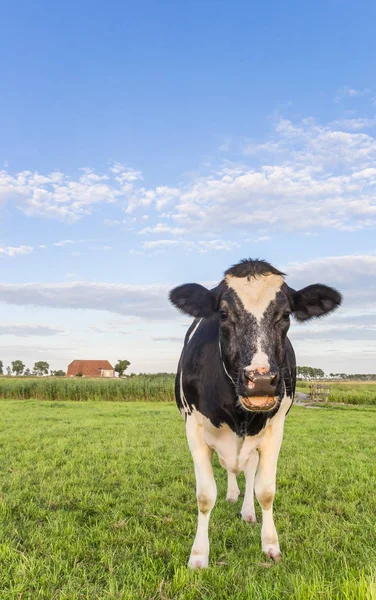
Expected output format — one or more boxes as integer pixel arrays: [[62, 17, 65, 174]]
[[291, 284, 342, 322], [169, 283, 217, 318]]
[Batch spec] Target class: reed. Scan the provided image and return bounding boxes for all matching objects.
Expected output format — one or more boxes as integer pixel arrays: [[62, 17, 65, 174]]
[[0, 374, 175, 402]]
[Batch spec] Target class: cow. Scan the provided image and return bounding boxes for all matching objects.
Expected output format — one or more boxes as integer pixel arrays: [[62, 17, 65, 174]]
[[169, 258, 341, 568]]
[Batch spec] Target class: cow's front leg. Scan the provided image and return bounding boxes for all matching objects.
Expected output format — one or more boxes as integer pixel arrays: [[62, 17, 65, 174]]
[[241, 449, 259, 523], [188, 446, 217, 568], [186, 416, 217, 569], [226, 471, 240, 503], [254, 426, 284, 561]]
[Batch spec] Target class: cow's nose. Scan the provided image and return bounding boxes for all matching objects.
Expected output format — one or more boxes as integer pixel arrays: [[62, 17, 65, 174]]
[[244, 368, 278, 395]]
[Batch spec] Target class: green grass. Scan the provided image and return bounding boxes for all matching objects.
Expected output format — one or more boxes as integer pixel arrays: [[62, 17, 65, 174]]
[[0, 374, 175, 402], [328, 384, 376, 405], [0, 401, 375, 599], [296, 381, 376, 405]]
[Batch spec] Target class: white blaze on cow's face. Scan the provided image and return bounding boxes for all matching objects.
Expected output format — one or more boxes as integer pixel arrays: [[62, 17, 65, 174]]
[[225, 274, 285, 322]]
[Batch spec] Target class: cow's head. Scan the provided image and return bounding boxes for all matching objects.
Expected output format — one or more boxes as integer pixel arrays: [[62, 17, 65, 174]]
[[169, 259, 342, 413]]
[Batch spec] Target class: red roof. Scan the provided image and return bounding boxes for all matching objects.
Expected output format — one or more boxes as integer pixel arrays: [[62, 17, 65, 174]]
[[67, 360, 114, 377]]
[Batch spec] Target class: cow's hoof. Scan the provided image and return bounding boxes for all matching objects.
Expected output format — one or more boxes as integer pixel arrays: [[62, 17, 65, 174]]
[[188, 553, 208, 569], [241, 509, 257, 523], [264, 548, 282, 562], [226, 493, 240, 504]]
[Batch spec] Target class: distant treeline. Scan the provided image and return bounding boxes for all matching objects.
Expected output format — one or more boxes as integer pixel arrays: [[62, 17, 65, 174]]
[[326, 373, 376, 381], [297, 366, 376, 381]]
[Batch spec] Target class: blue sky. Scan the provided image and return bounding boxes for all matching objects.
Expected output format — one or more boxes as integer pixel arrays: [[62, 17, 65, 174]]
[[0, 0, 375, 374]]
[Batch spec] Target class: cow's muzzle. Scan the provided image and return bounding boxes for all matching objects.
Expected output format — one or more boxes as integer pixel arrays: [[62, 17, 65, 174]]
[[239, 368, 279, 412]]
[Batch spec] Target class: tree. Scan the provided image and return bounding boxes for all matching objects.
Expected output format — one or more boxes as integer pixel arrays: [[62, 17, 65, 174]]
[[296, 365, 326, 380], [24, 368, 31, 376], [115, 359, 131, 377], [12, 360, 25, 376], [33, 361, 50, 376], [0, 360, 3, 375], [6, 366, 11, 376], [51, 370, 66, 377]]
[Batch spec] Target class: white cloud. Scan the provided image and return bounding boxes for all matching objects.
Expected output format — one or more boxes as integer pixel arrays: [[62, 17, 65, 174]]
[[330, 118, 376, 131], [0, 324, 63, 337], [0, 281, 173, 320], [245, 235, 271, 243], [125, 185, 180, 214], [334, 87, 371, 102], [287, 254, 376, 288], [0, 245, 33, 257], [53, 239, 75, 247], [104, 218, 123, 226], [142, 239, 240, 253], [139, 223, 185, 236], [133, 117, 376, 236], [53, 238, 100, 249], [143, 240, 179, 249], [3, 115, 376, 233], [285, 255, 376, 351], [109, 162, 142, 183], [0, 164, 143, 222], [290, 323, 376, 342]]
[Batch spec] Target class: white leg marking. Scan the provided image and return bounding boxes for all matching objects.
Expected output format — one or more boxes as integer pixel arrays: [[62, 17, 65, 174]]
[[186, 412, 217, 569], [241, 450, 259, 523], [254, 423, 284, 561], [226, 471, 241, 503]]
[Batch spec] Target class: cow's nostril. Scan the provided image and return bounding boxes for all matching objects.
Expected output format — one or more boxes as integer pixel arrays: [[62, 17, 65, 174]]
[[244, 369, 254, 382], [270, 374, 278, 386]]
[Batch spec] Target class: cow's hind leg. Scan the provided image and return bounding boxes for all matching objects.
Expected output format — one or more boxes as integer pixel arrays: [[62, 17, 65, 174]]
[[226, 471, 241, 503], [186, 415, 217, 569], [254, 426, 284, 561], [241, 449, 259, 523]]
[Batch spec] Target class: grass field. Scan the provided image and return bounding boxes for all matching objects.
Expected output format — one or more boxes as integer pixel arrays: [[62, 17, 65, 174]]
[[296, 382, 376, 406], [0, 374, 176, 403], [0, 401, 375, 599], [1, 375, 376, 405]]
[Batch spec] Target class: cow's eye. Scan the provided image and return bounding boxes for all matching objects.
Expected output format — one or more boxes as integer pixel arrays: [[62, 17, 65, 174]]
[[220, 310, 228, 321], [282, 311, 291, 320]]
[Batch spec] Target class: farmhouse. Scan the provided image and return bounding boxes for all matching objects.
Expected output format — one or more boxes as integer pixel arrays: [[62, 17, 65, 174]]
[[67, 360, 115, 378]]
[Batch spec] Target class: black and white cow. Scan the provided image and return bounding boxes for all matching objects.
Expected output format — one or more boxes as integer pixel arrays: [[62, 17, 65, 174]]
[[169, 259, 341, 568]]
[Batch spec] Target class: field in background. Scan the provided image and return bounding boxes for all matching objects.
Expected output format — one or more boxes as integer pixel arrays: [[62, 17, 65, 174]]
[[0, 374, 175, 402], [0, 375, 376, 405], [0, 400, 375, 599], [296, 381, 376, 405]]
